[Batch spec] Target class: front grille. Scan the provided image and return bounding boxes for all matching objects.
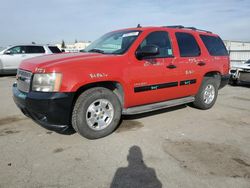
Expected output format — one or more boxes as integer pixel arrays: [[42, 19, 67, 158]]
[[239, 72, 250, 82], [17, 69, 32, 93]]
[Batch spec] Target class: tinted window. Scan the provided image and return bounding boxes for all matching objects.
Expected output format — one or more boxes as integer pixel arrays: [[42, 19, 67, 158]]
[[200, 35, 228, 56], [49, 46, 62, 53], [138, 31, 173, 58], [25, 46, 45, 54], [176, 32, 200, 57]]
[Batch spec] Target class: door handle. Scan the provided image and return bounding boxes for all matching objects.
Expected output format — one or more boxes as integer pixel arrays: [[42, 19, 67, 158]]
[[197, 61, 206, 66], [167, 64, 177, 69]]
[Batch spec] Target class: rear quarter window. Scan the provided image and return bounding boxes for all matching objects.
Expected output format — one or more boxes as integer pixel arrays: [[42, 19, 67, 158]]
[[200, 35, 228, 56], [48, 46, 62, 53], [175, 32, 201, 57]]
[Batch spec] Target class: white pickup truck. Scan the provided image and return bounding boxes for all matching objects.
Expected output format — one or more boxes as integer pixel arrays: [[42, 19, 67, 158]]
[[230, 59, 250, 85]]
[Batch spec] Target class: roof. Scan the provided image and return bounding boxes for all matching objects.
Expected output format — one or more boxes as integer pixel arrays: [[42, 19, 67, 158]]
[[112, 25, 218, 36], [6, 44, 57, 48]]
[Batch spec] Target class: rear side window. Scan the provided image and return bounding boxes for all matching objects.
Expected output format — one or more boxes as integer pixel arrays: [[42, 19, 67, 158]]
[[48, 46, 62, 53], [200, 35, 228, 56], [138, 31, 173, 58], [176, 32, 200, 57], [25, 46, 45, 54]]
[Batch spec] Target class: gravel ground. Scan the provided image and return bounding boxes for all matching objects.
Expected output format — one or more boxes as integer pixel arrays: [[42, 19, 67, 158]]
[[0, 76, 250, 188]]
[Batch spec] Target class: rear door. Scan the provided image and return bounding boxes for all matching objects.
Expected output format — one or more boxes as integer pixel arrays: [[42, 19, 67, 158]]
[[173, 32, 205, 96]]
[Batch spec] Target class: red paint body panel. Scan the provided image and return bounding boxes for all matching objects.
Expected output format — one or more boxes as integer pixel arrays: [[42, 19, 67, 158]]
[[19, 27, 230, 108]]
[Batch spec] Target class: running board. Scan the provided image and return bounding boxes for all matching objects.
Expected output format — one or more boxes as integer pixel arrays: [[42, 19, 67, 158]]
[[122, 96, 195, 115]]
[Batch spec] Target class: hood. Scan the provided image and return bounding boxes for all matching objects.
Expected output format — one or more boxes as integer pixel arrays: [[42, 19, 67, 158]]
[[19, 52, 107, 72]]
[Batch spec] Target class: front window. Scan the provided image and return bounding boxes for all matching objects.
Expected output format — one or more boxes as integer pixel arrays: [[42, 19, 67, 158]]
[[6, 46, 25, 54], [84, 30, 141, 54], [137, 31, 173, 58]]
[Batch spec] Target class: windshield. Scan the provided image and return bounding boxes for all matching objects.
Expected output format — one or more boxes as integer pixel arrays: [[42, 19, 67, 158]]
[[84, 30, 141, 54]]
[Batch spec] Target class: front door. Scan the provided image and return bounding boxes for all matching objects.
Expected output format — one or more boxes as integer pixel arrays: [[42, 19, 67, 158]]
[[1, 46, 27, 70], [127, 31, 181, 107]]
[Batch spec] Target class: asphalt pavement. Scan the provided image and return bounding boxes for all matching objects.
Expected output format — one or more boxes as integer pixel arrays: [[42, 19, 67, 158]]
[[0, 76, 250, 188]]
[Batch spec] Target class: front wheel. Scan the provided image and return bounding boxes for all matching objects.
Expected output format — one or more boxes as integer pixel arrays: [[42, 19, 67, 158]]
[[193, 77, 219, 110], [72, 87, 121, 139]]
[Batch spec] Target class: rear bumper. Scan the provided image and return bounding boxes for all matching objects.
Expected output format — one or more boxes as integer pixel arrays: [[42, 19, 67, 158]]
[[12, 83, 75, 132], [219, 74, 230, 89]]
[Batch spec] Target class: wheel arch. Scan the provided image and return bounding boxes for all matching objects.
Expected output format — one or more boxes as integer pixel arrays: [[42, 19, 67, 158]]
[[204, 71, 221, 77], [203, 71, 222, 88], [73, 81, 125, 108]]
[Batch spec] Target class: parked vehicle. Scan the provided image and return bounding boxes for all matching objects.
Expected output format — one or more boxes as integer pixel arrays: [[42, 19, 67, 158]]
[[13, 25, 230, 139], [0, 45, 62, 74], [230, 59, 250, 85]]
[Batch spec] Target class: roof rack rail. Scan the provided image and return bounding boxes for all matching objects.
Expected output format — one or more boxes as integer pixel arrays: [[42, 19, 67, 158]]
[[185, 27, 212, 34], [163, 25, 212, 33], [164, 25, 184, 29]]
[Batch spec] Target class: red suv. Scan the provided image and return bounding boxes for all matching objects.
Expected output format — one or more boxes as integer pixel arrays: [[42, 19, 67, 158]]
[[13, 25, 230, 139]]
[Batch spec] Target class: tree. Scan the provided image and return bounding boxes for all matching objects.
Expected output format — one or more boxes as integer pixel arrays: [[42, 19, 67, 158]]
[[75, 39, 78, 43], [61, 40, 66, 49]]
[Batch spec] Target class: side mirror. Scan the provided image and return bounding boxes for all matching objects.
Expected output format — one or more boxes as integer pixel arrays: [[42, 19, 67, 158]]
[[4, 50, 12, 55], [136, 45, 159, 60]]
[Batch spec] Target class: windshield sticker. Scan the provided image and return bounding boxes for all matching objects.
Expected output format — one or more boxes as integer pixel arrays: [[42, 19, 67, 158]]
[[168, 49, 173, 55], [122, 32, 139, 38]]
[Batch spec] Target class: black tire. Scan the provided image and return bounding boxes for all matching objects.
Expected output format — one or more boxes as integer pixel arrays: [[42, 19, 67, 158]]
[[193, 77, 219, 110], [72, 87, 122, 139], [229, 79, 238, 86]]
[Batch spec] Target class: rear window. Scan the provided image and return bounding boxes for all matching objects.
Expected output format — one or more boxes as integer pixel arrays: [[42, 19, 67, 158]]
[[48, 46, 62, 53], [25, 46, 45, 54], [176, 32, 201, 57], [200, 35, 228, 56]]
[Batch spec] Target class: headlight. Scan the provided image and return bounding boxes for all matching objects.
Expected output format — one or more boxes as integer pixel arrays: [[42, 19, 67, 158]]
[[32, 73, 62, 92]]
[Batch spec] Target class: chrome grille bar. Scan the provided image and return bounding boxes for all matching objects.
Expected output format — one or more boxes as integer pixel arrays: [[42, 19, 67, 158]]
[[17, 69, 32, 93]]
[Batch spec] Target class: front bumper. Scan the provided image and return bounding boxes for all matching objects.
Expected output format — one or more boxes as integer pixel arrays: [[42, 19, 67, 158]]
[[219, 74, 230, 89], [230, 68, 250, 83], [12, 83, 75, 132]]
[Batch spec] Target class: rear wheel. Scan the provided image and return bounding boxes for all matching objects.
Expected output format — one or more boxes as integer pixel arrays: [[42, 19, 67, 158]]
[[193, 77, 219, 110], [72, 87, 121, 139]]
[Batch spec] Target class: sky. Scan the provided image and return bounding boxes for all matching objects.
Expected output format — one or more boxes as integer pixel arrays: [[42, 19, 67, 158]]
[[0, 0, 250, 47]]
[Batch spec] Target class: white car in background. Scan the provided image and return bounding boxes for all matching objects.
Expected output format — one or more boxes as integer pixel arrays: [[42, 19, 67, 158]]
[[230, 59, 250, 85], [0, 44, 62, 74]]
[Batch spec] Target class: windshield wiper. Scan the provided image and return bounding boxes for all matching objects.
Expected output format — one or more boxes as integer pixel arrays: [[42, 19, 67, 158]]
[[88, 49, 104, 54]]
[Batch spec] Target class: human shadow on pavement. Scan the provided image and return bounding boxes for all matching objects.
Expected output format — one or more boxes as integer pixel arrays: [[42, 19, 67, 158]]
[[110, 145, 162, 188]]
